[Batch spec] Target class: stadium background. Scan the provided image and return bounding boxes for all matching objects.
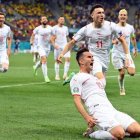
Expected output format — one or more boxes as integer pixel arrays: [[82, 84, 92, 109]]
[[0, 0, 140, 51]]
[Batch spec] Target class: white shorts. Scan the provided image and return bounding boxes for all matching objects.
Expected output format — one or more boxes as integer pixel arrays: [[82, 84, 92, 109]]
[[94, 110, 136, 131], [31, 45, 38, 53], [38, 47, 50, 57], [0, 50, 9, 65], [87, 95, 136, 132], [112, 52, 135, 69], [54, 48, 70, 60]]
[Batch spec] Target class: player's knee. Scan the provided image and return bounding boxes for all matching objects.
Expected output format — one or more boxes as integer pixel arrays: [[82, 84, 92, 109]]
[[119, 69, 125, 75], [115, 131, 125, 140], [112, 129, 125, 139], [128, 71, 135, 76], [127, 68, 135, 76]]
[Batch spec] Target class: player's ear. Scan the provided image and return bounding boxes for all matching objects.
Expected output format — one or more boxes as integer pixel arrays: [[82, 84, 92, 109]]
[[91, 14, 94, 18]]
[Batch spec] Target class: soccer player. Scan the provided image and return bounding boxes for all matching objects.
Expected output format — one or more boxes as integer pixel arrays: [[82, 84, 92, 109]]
[[30, 33, 39, 64], [51, 16, 70, 80], [58, 4, 130, 82], [111, 9, 138, 95], [0, 12, 12, 73], [30, 15, 53, 82], [70, 48, 140, 139]]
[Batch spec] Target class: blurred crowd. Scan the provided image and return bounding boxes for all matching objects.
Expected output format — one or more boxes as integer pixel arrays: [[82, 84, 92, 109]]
[[0, 2, 56, 40], [0, 0, 140, 41]]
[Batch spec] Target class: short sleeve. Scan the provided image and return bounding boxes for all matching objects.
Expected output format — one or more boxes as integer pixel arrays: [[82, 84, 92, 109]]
[[66, 26, 69, 36], [70, 76, 82, 96], [33, 27, 38, 35], [7, 27, 12, 38], [73, 26, 86, 42], [111, 22, 123, 39], [52, 26, 56, 35]]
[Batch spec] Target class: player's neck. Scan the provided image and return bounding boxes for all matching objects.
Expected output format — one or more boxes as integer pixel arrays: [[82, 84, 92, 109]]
[[42, 25, 47, 28], [58, 24, 63, 27], [0, 23, 3, 28], [80, 68, 90, 74], [118, 22, 126, 27], [93, 22, 102, 28]]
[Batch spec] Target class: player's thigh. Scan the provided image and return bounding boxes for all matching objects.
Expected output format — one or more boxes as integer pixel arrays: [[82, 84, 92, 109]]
[[54, 48, 61, 60], [0, 51, 9, 68], [115, 111, 136, 131], [45, 50, 50, 59], [64, 51, 71, 58], [34, 45, 38, 53], [94, 112, 121, 131], [112, 53, 124, 69], [127, 57, 135, 75]]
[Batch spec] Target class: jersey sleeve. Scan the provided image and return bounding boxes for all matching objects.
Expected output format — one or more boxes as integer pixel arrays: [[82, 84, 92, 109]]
[[66, 26, 69, 36], [7, 27, 12, 38], [130, 25, 135, 38], [33, 27, 38, 35], [73, 26, 86, 42], [52, 26, 56, 36], [111, 22, 123, 39], [70, 75, 82, 96]]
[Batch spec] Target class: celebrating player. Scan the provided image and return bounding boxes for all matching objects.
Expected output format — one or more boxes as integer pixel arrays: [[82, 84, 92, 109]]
[[70, 48, 140, 139], [111, 9, 138, 95], [30, 15, 53, 82], [51, 16, 70, 80], [0, 12, 12, 73], [58, 4, 130, 85]]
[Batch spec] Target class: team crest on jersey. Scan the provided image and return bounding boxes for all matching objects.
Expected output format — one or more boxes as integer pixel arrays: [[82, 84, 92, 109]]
[[73, 87, 79, 93]]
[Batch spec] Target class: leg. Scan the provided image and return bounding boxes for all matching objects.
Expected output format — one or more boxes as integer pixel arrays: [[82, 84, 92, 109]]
[[118, 68, 125, 95], [63, 57, 70, 80], [83, 127, 117, 140], [127, 67, 135, 76], [109, 125, 125, 140], [0, 52, 9, 73], [41, 56, 50, 83], [126, 56, 135, 76], [55, 61, 60, 80], [126, 122, 140, 137]]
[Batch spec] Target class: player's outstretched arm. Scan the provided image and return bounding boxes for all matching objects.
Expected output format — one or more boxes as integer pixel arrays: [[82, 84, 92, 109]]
[[131, 34, 138, 58], [7, 36, 12, 57], [73, 95, 97, 128], [57, 39, 76, 63], [118, 36, 130, 68]]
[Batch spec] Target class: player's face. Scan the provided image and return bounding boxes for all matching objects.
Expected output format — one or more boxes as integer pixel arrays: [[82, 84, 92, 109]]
[[0, 14, 5, 26], [58, 17, 65, 25], [118, 12, 127, 23], [91, 8, 105, 24], [81, 52, 94, 72], [41, 16, 48, 25]]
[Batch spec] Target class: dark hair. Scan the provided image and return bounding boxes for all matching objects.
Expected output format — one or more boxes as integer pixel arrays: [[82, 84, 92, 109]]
[[76, 48, 89, 65], [0, 12, 5, 16], [40, 15, 47, 19], [90, 4, 104, 15]]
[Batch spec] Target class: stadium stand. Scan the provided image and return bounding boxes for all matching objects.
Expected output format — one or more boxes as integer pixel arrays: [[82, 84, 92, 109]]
[[0, 0, 140, 50]]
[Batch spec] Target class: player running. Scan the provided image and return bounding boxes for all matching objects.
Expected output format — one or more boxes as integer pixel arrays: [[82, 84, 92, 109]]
[[58, 4, 130, 85], [51, 16, 70, 80], [0, 12, 12, 73], [111, 9, 138, 95], [30, 15, 53, 82]]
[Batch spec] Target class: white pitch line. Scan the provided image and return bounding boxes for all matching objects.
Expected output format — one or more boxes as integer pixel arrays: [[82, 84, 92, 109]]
[[0, 73, 140, 89]]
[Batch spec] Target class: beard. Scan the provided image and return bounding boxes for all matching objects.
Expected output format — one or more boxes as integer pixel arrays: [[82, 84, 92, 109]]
[[42, 22, 47, 26]]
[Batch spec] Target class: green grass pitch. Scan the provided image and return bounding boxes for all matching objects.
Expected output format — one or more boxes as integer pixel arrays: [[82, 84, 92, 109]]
[[0, 52, 140, 140]]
